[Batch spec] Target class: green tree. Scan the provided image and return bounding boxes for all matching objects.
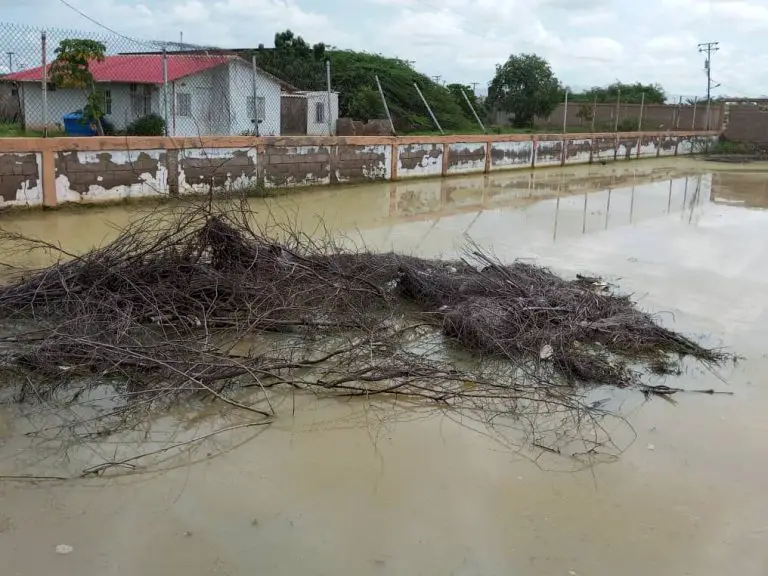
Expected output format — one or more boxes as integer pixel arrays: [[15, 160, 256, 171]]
[[50, 38, 107, 135], [487, 54, 561, 128], [570, 82, 666, 104], [447, 83, 482, 122], [346, 86, 382, 122], [244, 30, 474, 132]]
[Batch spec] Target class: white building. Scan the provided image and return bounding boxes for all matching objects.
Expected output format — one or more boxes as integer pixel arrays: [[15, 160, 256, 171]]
[[5, 53, 288, 136]]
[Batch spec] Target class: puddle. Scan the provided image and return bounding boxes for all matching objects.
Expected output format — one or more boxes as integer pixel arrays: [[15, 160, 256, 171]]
[[1, 157, 768, 575]]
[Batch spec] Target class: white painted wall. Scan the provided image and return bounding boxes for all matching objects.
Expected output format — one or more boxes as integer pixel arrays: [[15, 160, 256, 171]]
[[169, 60, 281, 137], [227, 60, 282, 136], [304, 92, 339, 136], [20, 82, 161, 131]]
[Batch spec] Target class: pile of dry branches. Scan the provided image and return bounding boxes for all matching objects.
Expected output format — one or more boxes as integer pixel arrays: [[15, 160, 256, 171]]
[[0, 200, 727, 448]]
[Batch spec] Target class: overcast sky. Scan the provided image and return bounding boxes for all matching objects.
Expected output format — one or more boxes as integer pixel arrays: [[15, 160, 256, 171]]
[[1, 0, 766, 98]]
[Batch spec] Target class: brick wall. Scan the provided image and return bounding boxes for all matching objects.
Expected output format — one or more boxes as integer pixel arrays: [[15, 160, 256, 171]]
[[723, 105, 768, 144], [0, 152, 42, 207]]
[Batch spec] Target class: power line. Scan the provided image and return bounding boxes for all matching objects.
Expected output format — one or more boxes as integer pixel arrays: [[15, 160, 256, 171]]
[[55, 0, 153, 47]]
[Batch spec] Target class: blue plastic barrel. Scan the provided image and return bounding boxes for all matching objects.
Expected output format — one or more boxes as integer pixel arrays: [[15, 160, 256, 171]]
[[62, 112, 96, 136]]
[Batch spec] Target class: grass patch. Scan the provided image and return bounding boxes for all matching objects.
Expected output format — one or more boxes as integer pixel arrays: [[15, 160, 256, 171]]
[[0, 123, 65, 138]]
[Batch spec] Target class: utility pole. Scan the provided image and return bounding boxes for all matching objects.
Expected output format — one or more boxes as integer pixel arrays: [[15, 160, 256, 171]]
[[6, 51, 14, 72], [470, 82, 479, 92], [697, 41, 720, 103], [432, 75, 442, 85]]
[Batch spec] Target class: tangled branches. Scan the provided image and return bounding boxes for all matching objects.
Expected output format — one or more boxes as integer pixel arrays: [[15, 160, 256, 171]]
[[0, 200, 728, 453]]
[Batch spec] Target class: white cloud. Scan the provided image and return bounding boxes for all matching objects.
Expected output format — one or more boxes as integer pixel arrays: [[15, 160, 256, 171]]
[[1, 0, 767, 96]]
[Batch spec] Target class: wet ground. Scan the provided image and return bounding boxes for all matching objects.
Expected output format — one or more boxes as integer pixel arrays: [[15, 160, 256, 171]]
[[1, 157, 767, 575]]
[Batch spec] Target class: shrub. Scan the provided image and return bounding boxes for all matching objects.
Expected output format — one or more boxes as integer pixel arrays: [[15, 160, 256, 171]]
[[100, 116, 116, 135], [125, 113, 165, 136], [616, 117, 640, 132]]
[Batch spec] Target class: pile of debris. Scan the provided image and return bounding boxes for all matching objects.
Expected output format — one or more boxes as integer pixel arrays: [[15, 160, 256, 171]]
[[0, 201, 727, 445]]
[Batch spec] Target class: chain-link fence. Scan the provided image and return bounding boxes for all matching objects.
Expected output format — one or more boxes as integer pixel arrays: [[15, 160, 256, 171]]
[[530, 93, 722, 133], [0, 22, 337, 137]]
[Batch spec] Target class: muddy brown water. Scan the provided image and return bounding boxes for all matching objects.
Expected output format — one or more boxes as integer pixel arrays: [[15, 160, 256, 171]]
[[1, 157, 767, 575]]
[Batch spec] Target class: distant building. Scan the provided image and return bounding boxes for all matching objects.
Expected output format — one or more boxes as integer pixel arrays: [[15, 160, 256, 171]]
[[3, 54, 287, 136]]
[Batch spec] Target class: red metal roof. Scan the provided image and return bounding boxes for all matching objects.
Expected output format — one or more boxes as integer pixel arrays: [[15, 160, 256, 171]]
[[4, 54, 235, 84]]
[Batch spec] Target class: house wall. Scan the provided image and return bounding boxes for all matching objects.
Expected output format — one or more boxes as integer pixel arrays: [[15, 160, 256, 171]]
[[227, 60, 282, 136], [304, 92, 339, 136], [0, 130, 719, 209], [169, 61, 281, 137], [19, 83, 160, 131]]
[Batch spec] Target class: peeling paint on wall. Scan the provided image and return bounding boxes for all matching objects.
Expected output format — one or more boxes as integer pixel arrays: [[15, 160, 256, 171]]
[[677, 137, 693, 155], [55, 150, 167, 203], [446, 142, 486, 175], [658, 136, 678, 156], [636, 135, 658, 158], [335, 145, 390, 183], [564, 140, 591, 165], [593, 137, 617, 162], [535, 140, 563, 166], [264, 146, 330, 188], [616, 138, 638, 160], [178, 147, 259, 194], [490, 141, 533, 170], [397, 144, 443, 178], [0, 152, 42, 208]]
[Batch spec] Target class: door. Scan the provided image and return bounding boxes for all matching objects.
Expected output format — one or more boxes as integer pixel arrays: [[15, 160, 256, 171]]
[[281, 96, 308, 135], [193, 87, 212, 136]]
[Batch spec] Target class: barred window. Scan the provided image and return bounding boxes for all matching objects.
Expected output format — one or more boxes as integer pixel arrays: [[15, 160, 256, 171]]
[[247, 96, 266, 122], [177, 93, 192, 117], [315, 101, 325, 123]]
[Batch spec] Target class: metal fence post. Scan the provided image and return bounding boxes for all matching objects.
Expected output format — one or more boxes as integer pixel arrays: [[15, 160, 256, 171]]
[[414, 83, 443, 134], [675, 96, 682, 130], [326, 59, 333, 135], [162, 47, 169, 136], [691, 98, 697, 130], [375, 75, 395, 135], [562, 90, 568, 134], [614, 89, 621, 132], [461, 88, 485, 132], [638, 92, 645, 132], [590, 94, 597, 133], [251, 55, 260, 136], [41, 31, 48, 137]]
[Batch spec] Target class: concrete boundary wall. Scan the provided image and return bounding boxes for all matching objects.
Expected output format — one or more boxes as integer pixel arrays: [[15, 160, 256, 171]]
[[0, 131, 718, 208]]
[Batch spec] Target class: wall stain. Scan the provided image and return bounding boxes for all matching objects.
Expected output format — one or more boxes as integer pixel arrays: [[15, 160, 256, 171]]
[[264, 146, 330, 187], [0, 153, 38, 201], [181, 150, 257, 185], [448, 145, 485, 167], [618, 138, 637, 159], [57, 151, 163, 194], [659, 136, 677, 151], [335, 145, 387, 182], [399, 145, 442, 170], [536, 141, 564, 163], [565, 140, 591, 159], [491, 143, 532, 164]]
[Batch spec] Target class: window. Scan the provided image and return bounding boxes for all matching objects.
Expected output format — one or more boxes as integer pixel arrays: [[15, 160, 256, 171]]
[[176, 93, 192, 117], [315, 101, 325, 123], [96, 89, 112, 115], [130, 84, 152, 117], [247, 96, 265, 122], [45, 82, 56, 92]]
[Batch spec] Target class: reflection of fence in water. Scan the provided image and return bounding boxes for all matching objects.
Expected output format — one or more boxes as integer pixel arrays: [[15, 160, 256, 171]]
[[382, 172, 710, 246]]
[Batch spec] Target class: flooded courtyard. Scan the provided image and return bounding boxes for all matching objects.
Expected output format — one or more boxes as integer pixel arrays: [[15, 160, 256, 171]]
[[1, 157, 767, 575]]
